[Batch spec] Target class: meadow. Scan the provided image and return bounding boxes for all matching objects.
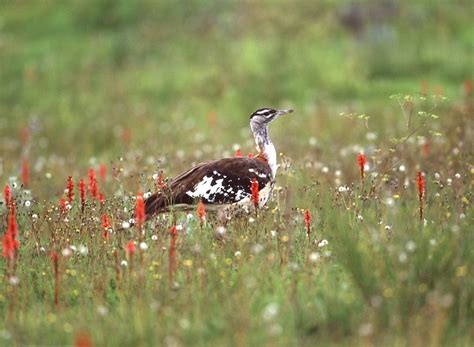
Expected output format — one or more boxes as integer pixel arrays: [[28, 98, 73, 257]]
[[0, 1, 473, 346]]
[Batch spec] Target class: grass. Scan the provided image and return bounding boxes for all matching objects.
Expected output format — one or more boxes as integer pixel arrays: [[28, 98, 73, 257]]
[[0, 1, 473, 346]]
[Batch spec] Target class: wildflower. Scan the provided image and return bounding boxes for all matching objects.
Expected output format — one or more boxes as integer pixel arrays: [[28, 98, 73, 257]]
[[66, 176, 74, 203], [234, 148, 242, 157], [126, 241, 136, 257], [79, 179, 86, 213], [135, 192, 145, 231], [247, 153, 254, 158], [3, 184, 11, 206], [250, 178, 259, 209], [102, 214, 111, 240], [99, 164, 107, 181], [151, 235, 158, 241], [303, 209, 311, 240], [317, 239, 328, 248], [196, 200, 206, 226], [59, 198, 67, 215], [21, 158, 29, 187], [7, 202, 20, 253], [139, 242, 148, 251], [87, 168, 98, 199], [98, 192, 105, 205], [308, 252, 320, 263], [155, 171, 166, 190], [416, 171, 425, 221], [357, 152, 366, 181], [121, 221, 130, 230], [75, 331, 93, 347], [2, 232, 14, 259], [78, 245, 88, 255]]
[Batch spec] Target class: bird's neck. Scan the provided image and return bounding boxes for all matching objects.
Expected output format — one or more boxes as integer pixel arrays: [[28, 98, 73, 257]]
[[252, 125, 277, 178]]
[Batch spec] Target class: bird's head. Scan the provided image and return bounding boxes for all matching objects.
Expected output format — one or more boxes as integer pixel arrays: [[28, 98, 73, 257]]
[[250, 108, 293, 131]]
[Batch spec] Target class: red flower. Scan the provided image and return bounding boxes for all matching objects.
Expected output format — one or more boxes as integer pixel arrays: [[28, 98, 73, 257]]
[[416, 171, 425, 199], [22, 158, 29, 187], [357, 153, 366, 180], [99, 164, 107, 181], [88, 168, 98, 199], [304, 209, 312, 239], [75, 331, 94, 347], [98, 192, 105, 206], [126, 240, 135, 256], [197, 200, 206, 225], [2, 231, 14, 259], [79, 179, 86, 212], [135, 192, 145, 231], [59, 198, 68, 214], [156, 171, 166, 190], [102, 214, 111, 240], [66, 176, 75, 203], [250, 178, 259, 208], [3, 184, 11, 206], [234, 148, 242, 157], [247, 153, 254, 158]]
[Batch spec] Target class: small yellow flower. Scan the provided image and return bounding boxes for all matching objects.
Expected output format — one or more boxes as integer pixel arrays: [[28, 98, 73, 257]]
[[183, 259, 193, 267], [456, 265, 467, 277]]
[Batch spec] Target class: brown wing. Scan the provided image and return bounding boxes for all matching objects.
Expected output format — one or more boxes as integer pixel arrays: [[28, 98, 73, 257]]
[[144, 157, 272, 218]]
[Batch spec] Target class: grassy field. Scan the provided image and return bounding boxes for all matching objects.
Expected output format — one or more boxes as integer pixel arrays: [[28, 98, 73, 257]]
[[0, 1, 473, 346]]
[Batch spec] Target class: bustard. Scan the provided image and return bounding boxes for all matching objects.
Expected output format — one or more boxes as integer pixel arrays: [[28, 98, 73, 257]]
[[144, 108, 293, 219]]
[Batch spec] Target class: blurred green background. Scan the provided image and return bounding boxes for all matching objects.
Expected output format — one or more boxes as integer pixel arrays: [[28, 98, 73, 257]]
[[0, 0, 472, 162]]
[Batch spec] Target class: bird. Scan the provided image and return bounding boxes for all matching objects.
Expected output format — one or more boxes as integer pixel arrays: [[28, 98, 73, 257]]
[[143, 108, 293, 220]]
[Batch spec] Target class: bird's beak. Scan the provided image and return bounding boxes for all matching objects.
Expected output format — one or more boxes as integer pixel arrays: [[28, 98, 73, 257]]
[[277, 109, 294, 116]]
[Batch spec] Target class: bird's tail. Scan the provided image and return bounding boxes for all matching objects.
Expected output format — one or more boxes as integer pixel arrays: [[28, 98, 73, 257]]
[[144, 192, 168, 220]]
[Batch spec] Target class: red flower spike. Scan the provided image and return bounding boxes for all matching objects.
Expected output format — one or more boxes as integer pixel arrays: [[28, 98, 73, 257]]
[[59, 198, 67, 215], [416, 171, 425, 221], [234, 148, 242, 157], [126, 240, 135, 256], [98, 192, 105, 206], [304, 209, 312, 239], [135, 192, 145, 231], [102, 214, 111, 240], [75, 331, 94, 347], [156, 171, 166, 190], [357, 153, 366, 180], [79, 179, 86, 212], [99, 164, 107, 181], [88, 168, 98, 199], [197, 200, 206, 226], [2, 232, 14, 259], [3, 184, 11, 206], [22, 158, 30, 187], [250, 178, 259, 208], [66, 176, 75, 203]]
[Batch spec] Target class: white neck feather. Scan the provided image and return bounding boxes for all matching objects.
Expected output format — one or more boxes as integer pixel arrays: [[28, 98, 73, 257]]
[[251, 124, 278, 178]]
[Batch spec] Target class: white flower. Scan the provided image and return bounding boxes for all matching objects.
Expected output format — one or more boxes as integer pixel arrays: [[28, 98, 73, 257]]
[[262, 303, 279, 321], [120, 260, 128, 267], [398, 165, 406, 172], [309, 252, 320, 263], [248, 217, 255, 223], [399, 252, 407, 263], [434, 172, 440, 180], [317, 239, 329, 248], [234, 251, 242, 258], [252, 243, 264, 254], [322, 166, 329, 173], [121, 221, 131, 229], [151, 235, 158, 241], [32, 213, 38, 221], [215, 226, 226, 237], [186, 213, 194, 220], [69, 245, 77, 252], [270, 230, 277, 238], [454, 173, 461, 179], [144, 191, 152, 199], [357, 214, 364, 221], [8, 276, 20, 286], [24, 200, 31, 207], [447, 178, 452, 185], [406, 241, 416, 252], [62, 248, 72, 258], [139, 242, 148, 251], [78, 245, 88, 255], [97, 305, 108, 316], [338, 185, 350, 192], [176, 224, 183, 231]]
